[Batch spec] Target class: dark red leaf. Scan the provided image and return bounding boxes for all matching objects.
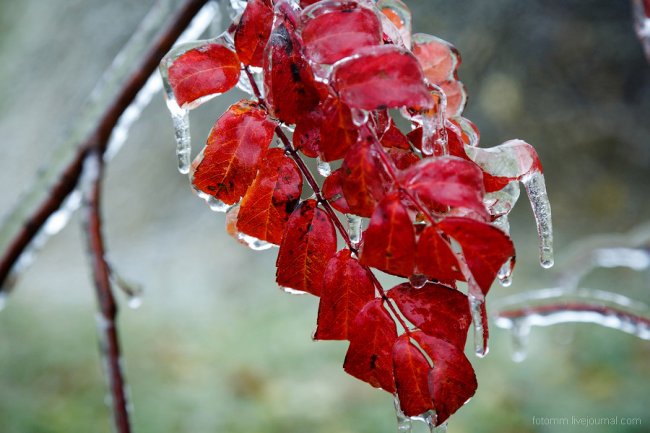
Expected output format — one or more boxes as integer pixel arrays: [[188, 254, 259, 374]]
[[264, 4, 322, 124], [344, 299, 397, 392], [237, 148, 302, 245], [322, 169, 351, 214], [300, 1, 382, 64], [401, 156, 488, 220], [340, 137, 387, 217], [388, 283, 470, 350], [191, 100, 276, 204], [294, 98, 359, 162], [438, 217, 515, 295], [412, 33, 460, 84], [413, 332, 477, 425], [386, 148, 420, 170], [314, 250, 376, 340], [380, 121, 411, 150], [276, 200, 337, 296], [416, 226, 464, 284], [392, 335, 433, 417], [300, 0, 321, 6], [234, 0, 274, 67], [331, 45, 434, 110], [168, 43, 240, 108], [359, 192, 416, 277]]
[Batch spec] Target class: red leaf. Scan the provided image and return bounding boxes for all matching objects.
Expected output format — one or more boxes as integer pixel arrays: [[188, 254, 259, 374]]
[[343, 299, 397, 392], [392, 335, 433, 417], [439, 79, 467, 117], [237, 148, 302, 245], [380, 121, 411, 150], [300, 0, 321, 6], [294, 97, 359, 162], [331, 45, 434, 110], [413, 332, 477, 425], [340, 137, 387, 217], [360, 192, 416, 277], [386, 148, 420, 170], [388, 283, 470, 350], [412, 33, 460, 84], [402, 156, 488, 220], [300, 1, 382, 64], [264, 4, 322, 124], [191, 100, 276, 205], [276, 200, 337, 296], [322, 169, 351, 214], [168, 42, 240, 108], [438, 217, 515, 295], [416, 226, 464, 284], [234, 0, 274, 67], [314, 250, 376, 340]]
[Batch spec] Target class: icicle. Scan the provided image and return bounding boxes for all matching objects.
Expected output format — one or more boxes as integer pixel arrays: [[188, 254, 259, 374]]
[[497, 258, 514, 287], [316, 158, 332, 177], [522, 171, 554, 268], [469, 293, 489, 357], [394, 396, 413, 433], [409, 274, 428, 289], [351, 108, 369, 126], [346, 214, 363, 246], [420, 85, 447, 156]]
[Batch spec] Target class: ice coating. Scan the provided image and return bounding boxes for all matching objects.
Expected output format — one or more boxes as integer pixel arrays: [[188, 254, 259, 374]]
[[317, 158, 332, 177], [420, 85, 448, 156], [393, 396, 447, 433], [409, 273, 428, 289], [346, 214, 363, 245], [633, 0, 650, 60], [522, 172, 554, 268], [469, 293, 489, 357], [376, 0, 412, 48]]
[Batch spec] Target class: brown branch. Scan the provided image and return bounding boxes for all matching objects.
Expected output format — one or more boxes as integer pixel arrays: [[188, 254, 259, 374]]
[[0, 0, 210, 292], [82, 151, 131, 433]]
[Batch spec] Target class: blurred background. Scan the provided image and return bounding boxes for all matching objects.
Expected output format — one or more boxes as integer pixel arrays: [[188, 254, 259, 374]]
[[1, 0, 649, 432]]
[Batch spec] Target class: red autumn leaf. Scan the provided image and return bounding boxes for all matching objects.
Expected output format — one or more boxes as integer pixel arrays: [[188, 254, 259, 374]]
[[380, 121, 411, 150], [340, 137, 387, 217], [413, 332, 477, 425], [416, 226, 464, 284], [438, 217, 515, 295], [264, 5, 322, 124], [344, 299, 397, 392], [322, 169, 351, 214], [294, 98, 359, 162], [234, 0, 274, 67], [300, 0, 321, 6], [360, 192, 416, 277], [439, 79, 467, 117], [168, 42, 240, 108], [392, 335, 433, 417], [191, 100, 276, 204], [408, 125, 469, 159], [386, 148, 420, 170], [412, 33, 460, 84], [276, 200, 337, 296], [314, 250, 376, 340], [402, 156, 488, 220], [388, 283, 471, 350], [237, 148, 302, 245], [331, 45, 434, 110], [300, 1, 382, 64]]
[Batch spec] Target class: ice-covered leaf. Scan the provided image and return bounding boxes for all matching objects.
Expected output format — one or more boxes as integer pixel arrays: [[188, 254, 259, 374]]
[[344, 299, 397, 392], [167, 42, 240, 107], [376, 0, 412, 47], [191, 100, 276, 205], [416, 226, 464, 285], [438, 217, 515, 295], [237, 148, 302, 245], [402, 157, 488, 219], [276, 200, 337, 296], [264, 3, 322, 124], [322, 169, 351, 214], [380, 121, 411, 150], [388, 283, 471, 350], [386, 148, 420, 170], [340, 137, 387, 217], [300, 1, 382, 65], [360, 192, 416, 277], [331, 45, 433, 110], [413, 332, 477, 425], [294, 97, 359, 162], [412, 33, 460, 84], [234, 0, 274, 67], [392, 335, 433, 417], [315, 250, 376, 340], [439, 79, 467, 117]]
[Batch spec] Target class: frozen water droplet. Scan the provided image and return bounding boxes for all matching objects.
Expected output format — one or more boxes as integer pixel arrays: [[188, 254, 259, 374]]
[[316, 158, 332, 177], [409, 274, 428, 289], [509, 318, 530, 362], [394, 396, 412, 433], [128, 296, 142, 310], [351, 108, 369, 126], [522, 171, 553, 269], [497, 258, 515, 287], [469, 293, 489, 358], [280, 286, 308, 295], [207, 196, 230, 213], [238, 233, 274, 251], [633, 0, 650, 61], [346, 214, 363, 246]]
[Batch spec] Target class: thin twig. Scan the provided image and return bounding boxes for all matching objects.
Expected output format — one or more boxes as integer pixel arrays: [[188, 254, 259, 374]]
[[82, 151, 131, 433], [0, 0, 210, 292]]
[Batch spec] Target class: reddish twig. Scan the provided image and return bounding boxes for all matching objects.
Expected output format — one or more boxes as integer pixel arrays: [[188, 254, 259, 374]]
[[496, 302, 650, 327], [0, 0, 211, 292]]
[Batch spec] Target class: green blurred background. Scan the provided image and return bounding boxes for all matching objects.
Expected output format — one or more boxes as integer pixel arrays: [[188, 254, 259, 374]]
[[0, 0, 649, 432]]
